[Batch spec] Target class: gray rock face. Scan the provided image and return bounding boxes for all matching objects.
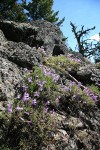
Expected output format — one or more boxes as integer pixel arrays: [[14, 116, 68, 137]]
[[76, 64, 100, 84], [0, 57, 23, 101], [0, 30, 7, 43], [0, 25, 43, 102], [0, 41, 43, 68], [0, 20, 68, 56]]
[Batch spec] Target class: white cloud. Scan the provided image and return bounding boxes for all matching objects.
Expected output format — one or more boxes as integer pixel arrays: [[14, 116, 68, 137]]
[[90, 34, 100, 42]]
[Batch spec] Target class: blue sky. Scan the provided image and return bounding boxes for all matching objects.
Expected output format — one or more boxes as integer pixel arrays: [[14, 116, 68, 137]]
[[53, 0, 100, 50]]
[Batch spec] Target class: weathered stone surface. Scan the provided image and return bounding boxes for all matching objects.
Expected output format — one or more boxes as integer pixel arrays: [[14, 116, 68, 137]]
[[0, 29, 43, 102], [0, 20, 68, 56], [50, 107, 100, 150], [0, 29, 7, 43], [0, 57, 24, 101], [76, 64, 100, 84], [0, 41, 43, 68]]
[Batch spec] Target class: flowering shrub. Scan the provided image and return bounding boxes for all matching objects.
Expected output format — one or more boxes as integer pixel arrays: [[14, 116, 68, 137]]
[[89, 84, 100, 97], [61, 81, 96, 108], [0, 62, 99, 149], [44, 55, 81, 72], [0, 65, 60, 149]]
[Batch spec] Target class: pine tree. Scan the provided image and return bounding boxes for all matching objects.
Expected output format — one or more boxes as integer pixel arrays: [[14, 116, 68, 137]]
[[24, 0, 65, 26], [0, 0, 27, 22]]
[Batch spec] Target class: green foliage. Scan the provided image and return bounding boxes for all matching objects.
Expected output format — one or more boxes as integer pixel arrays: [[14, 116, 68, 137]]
[[89, 84, 100, 97], [25, 0, 53, 20], [0, 0, 65, 25], [0, 108, 54, 149], [0, 66, 59, 149], [24, 66, 59, 103], [24, 0, 65, 26], [45, 55, 80, 72], [0, 0, 27, 21], [95, 62, 100, 69], [69, 83, 95, 106]]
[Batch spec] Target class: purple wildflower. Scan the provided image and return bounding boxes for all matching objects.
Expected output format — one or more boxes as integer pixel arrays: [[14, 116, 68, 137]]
[[84, 87, 91, 94], [46, 100, 50, 106], [8, 103, 13, 113], [38, 84, 43, 91], [50, 109, 54, 114], [32, 99, 37, 106], [84, 87, 98, 102], [39, 87, 43, 91], [26, 121, 32, 125], [91, 95, 98, 101], [28, 77, 32, 83], [16, 94, 20, 99], [44, 107, 48, 113], [22, 85, 27, 92], [43, 68, 47, 76], [16, 106, 23, 111], [36, 79, 41, 85], [76, 59, 81, 63], [78, 82, 82, 88], [70, 81, 75, 86], [22, 92, 30, 101], [47, 71, 52, 76], [52, 74, 59, 82], [64, 86, 70, 91], [34, 91, 39, 97], [24, 68, 28, 72], [40, 64, 43, 68]]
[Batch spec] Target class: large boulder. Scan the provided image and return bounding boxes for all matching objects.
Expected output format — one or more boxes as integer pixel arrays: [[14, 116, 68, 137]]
[[77, 64, 100, 84], [0, 41, 43, 68], [0, 20, 68, 56]]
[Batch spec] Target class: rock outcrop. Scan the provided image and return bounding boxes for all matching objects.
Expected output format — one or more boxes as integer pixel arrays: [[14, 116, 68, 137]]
[[0, 20, 100, 150], [0, 20, 68, 56]]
